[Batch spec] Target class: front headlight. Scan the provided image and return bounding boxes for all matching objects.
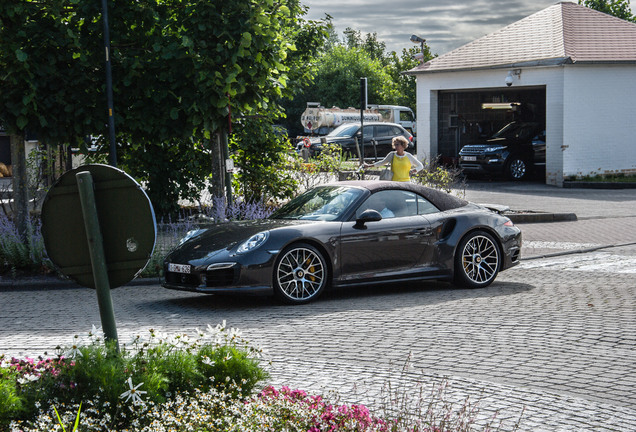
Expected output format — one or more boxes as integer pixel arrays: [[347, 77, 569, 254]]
[[236, 232, 269, 254], [484, 145, 507, 153]]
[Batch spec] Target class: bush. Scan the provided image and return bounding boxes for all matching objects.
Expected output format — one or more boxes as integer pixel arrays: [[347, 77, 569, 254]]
[[412, 158, 465, 194], [2, 322, 267, 430]]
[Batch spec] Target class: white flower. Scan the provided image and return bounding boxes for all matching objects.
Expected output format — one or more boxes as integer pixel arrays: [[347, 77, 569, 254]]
[[120, 377, 147, 406], [228, 327, 243, 340], [63, 344, 83, 359], [201, 356, 215, 366], [88, 324, 104, 340], [17, 374, 40, 384]]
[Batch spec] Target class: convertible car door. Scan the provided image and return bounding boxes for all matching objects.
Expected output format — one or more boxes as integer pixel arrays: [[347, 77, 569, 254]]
[[337, 190, 435, 283]]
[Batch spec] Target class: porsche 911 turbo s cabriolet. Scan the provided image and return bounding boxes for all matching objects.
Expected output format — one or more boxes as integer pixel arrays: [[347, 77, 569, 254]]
[[163, 181, 522, 304]]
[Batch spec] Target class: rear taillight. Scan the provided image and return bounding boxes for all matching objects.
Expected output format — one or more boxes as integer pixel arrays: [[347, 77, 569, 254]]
[[504, 220, 514, 227]]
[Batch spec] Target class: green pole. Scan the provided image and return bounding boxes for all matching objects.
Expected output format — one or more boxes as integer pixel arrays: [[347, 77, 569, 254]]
[[76, 171, 119, 351]]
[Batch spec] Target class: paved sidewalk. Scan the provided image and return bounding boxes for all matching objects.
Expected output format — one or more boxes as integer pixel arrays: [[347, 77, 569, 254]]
[[459, 180, 636, 219]]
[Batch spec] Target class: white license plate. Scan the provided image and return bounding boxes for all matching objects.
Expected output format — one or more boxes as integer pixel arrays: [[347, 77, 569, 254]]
[[168, 263, 191, 274], [463, 156, 477, 161]]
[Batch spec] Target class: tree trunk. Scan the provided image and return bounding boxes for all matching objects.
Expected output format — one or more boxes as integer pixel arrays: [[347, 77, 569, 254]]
[[10, 133, 29, 242], [209, 131, 226, 200]]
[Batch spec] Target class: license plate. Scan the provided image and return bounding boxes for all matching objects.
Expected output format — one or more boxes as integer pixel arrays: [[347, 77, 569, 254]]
[[463, 156, 477, 161], [168, 263, 191, 274]]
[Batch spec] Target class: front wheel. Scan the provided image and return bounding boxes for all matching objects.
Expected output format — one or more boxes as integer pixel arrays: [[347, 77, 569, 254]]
[[506, 157, 528, 181], [454, 231, 501, 289], [273, 243, 328, 304]]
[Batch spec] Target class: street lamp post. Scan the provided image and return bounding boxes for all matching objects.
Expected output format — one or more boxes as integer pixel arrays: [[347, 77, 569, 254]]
[[410, 34, 426, 63], [101, 0, 117, 167]]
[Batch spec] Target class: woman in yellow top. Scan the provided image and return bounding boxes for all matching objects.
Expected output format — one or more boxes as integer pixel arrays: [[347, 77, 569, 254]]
[[363, 136, 424, 181]]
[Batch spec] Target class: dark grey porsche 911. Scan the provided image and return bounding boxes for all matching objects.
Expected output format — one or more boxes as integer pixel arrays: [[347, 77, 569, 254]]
[[163, 181, 522, 304]]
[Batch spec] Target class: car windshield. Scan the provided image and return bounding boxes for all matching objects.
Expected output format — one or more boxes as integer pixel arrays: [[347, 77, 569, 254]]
[[270, 186, 364, 221], [326, 123, 359, 138], [491, 122, 538, 140]]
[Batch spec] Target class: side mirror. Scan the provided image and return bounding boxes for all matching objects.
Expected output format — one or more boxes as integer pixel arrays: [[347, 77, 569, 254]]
[[354, 209, 382, 229]]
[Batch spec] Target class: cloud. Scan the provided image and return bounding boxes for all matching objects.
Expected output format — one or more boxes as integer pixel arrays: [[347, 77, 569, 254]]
[[302, 0, 573, 55]]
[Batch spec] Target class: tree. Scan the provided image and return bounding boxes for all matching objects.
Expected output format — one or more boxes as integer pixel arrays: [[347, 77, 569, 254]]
[[579, 0, 635, 21], [304, 46, 399, 109], [279, 28, 435, 138], [1, 0, 324, 217]]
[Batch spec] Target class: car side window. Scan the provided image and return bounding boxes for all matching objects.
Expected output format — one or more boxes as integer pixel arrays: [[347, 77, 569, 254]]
[[363, 125, 373, 138], [417, 195, 439, 215], [390, 126, 403, 136], [376, 125, 391, 137], [356, 190, 418, 219]]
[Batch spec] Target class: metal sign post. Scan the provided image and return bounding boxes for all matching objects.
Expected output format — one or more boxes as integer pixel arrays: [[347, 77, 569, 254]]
[[76, 171, 119, 348], [360, 78, 367, 164]]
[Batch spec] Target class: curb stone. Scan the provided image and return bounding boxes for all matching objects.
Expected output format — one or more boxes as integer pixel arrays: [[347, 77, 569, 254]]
[[506, 212, 577, 224], [0, 275, 161, 291]]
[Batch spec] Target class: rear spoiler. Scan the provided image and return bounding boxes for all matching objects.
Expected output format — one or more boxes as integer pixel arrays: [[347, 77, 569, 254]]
[[478, 203, 510, 214]]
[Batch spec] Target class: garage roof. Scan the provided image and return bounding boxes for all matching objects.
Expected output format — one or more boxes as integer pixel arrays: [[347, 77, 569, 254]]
[[408, 2, 636, 74]]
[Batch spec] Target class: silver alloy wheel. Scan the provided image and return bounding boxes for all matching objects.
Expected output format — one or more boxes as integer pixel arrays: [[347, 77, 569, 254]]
[[508, 158, 527, 179], [276, 246, 326, 302], [460, 234, 499, 285]]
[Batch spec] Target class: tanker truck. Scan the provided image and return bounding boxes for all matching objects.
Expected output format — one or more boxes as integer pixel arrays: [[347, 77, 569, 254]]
[[300, 102, 416, 136]]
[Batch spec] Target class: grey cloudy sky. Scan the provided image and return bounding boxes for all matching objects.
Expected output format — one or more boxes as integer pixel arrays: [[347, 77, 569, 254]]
[[301, 0, 634, 56]]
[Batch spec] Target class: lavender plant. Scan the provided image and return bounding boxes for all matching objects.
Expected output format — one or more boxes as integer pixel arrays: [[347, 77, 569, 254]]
[[0, 214, 50, 275]]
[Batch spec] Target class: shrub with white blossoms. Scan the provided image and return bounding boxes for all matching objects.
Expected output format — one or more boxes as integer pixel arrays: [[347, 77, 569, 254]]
[[3, 323, 268, 431]]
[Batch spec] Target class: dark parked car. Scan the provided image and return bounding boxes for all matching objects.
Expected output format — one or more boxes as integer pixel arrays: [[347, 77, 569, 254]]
[[302, 122, 415, 159], [163, 181, 522, 304], [459, 121, 546, 180]]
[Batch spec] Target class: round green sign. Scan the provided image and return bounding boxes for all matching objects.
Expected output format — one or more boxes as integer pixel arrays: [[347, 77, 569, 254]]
[[41, 164, 156, 288]]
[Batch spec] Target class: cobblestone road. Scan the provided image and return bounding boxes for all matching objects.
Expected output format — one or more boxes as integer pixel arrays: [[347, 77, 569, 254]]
[[1, 182, 635, 431]]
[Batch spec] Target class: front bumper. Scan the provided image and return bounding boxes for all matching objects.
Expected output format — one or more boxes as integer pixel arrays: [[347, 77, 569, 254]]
[[162, 257, 275, 296], [459, 158, 505, 175]]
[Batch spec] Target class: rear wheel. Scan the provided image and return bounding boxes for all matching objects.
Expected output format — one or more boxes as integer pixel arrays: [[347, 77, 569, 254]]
[[454, 231, 500, 288], [273, 243, 328, 304], [506, 157, 528, 180]]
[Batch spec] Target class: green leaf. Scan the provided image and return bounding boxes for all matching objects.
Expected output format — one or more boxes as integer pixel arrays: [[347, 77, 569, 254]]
[[170, 108, 179, 120], [16, 116, 28, 130], [15, 49, 27, 62], [241, 32, 252, 47]]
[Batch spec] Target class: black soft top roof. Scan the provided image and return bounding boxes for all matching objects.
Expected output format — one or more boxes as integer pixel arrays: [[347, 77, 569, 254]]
[[329, 180, 468, 212]]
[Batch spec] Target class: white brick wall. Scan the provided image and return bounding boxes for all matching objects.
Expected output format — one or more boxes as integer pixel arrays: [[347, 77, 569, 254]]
[[562, 64, 636, 179]]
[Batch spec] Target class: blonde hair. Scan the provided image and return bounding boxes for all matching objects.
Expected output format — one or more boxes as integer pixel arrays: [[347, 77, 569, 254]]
[[392, 136, 409, 149]]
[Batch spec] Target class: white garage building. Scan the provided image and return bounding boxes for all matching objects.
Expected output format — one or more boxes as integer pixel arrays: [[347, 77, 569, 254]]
[[408, 2, 636, 186]]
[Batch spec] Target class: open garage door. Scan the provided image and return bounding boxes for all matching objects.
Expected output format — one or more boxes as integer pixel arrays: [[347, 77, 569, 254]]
[[437, 86, 546, 165]]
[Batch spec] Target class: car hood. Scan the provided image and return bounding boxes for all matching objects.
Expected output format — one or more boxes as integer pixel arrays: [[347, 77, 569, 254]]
[[166, 219, 313, 263]]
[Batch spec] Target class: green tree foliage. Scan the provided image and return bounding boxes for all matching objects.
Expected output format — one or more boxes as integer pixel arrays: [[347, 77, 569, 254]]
[[1, 0, 328, 216], [579, 0, 635, 21], [279, 27, 434, 137], [305, 46, 399, 109], [0, 0, 101, 145], [230, 118, 298, 204]]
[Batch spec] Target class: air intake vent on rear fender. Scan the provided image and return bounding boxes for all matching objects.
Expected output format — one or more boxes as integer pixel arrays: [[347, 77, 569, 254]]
[[441, 219, 456, 239]]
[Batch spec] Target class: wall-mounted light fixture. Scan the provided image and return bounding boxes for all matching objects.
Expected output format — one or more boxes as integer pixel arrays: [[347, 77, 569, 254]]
[[505, 69, 522, 87]]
